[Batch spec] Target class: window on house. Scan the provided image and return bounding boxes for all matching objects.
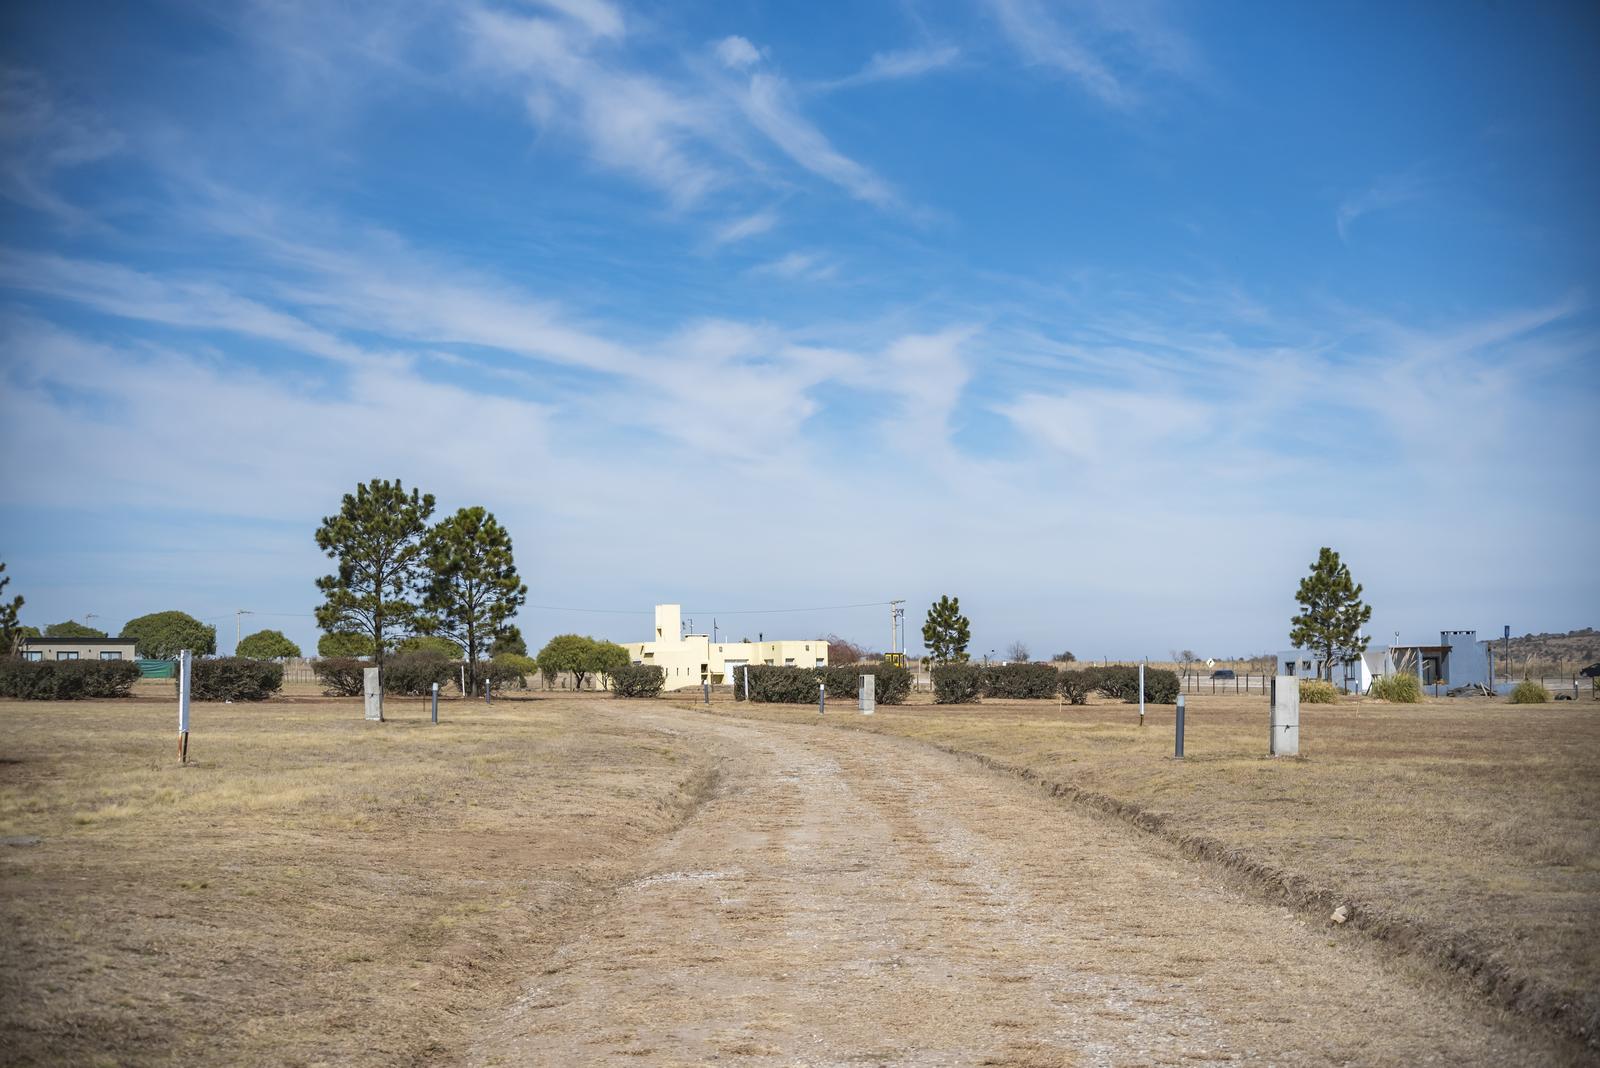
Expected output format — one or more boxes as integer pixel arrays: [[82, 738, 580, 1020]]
[[100, 651, 122, 660], [785, 657, 795, 666], [24, 651, 42, 662], [57, 651, 79, 660], [815, 659, 824, 667]]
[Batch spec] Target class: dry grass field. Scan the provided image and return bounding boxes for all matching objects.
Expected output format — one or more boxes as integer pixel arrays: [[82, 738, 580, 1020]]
[[675, 690, 1600, 1048], [0, 691, 714, 1066]]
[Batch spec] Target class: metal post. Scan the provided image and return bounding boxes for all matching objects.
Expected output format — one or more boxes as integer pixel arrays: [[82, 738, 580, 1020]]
[[1138, 662, 1146, 726], [1174, 694, 1185, 759], [483, 678, 491, 704], [431, 682, 439, 724], [703, 680, 710, 705], [177, 649, 192, 763], [818, 679, 825, 716], [460, 664, 466, 696], [743, 665, 749, 701]]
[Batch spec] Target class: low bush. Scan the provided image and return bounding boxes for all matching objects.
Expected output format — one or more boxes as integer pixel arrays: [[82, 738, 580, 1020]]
[[610, 663, 665, 698], [1299, 680, 1339, 704], [1058, 670, 1095, 705], [814, 663, 912, 705], [189, 657, 283, 701], [741, 665, 822, 704], [1510, 679, 1551, 704], [0, 659, 141, 699], [1369, 673, 1423, 703], [933, 663, 984, 704], [314, 657, 367, 697], [1088, 665, 1180, 704], [383, 653, 459, 697], [983, 662, 1060, 699], [490, 654, 538, 690]]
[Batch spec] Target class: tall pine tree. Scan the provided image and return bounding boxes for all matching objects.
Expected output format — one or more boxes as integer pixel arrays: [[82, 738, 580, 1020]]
[[921, 594, 971, 664], [1288, 547, 1373, 680], [314, 479, 436, 668], [419, 506, 527, 689]]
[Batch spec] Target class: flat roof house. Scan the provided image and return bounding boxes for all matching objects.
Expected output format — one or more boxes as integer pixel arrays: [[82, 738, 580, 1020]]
[[19, 637, 139, 662], [628, 604, 828, 691]]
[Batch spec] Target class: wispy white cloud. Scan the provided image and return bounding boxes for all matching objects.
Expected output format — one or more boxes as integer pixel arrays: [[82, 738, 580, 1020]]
[[712, 209, 779, 244], [0, 69, 123, 224], [1336, 171, 1428, 241], [751, 250, 837, 281], [819, 45, 961, 91], [982, 0, 1198, 108], [735, 70, 897, 206], [714, 35, 763, 71]]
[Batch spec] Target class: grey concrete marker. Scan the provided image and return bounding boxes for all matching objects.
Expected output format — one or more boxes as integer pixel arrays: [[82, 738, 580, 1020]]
[[859, 673, 875, 715], [1270, 675, 1299, 756], [363, 667, 383, 722]]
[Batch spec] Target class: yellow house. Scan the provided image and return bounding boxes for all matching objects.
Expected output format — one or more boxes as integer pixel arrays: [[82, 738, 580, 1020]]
[[628, 604, 828, 690]]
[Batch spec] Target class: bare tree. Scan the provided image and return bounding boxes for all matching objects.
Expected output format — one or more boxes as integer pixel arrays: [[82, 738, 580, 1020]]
[[1005, 640, 1030, 663], [825, 634, 864, 664]]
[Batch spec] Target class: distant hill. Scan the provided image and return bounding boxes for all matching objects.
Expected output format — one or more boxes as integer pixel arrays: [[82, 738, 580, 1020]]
[[1499, 628, 1600, 674]]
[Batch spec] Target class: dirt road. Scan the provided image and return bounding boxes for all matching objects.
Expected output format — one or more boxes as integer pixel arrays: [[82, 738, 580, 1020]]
[[473, 705, 1573, 1067]]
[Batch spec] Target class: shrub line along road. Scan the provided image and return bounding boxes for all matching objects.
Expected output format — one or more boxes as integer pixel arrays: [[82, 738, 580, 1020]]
[[472, 703, 1575, 1067]]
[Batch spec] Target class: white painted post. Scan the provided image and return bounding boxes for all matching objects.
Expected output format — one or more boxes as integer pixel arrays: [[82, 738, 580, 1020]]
[[1138, 662, 1146, 726], [743, 665, 749, 701], [363, 666, 383, 722], [859, 673, 875, 715], [177, 649, 192, 763], [1270, 675, 1299, 756]]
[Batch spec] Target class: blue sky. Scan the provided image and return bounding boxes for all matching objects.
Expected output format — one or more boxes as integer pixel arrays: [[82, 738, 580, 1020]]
[[1, 0, 1596, 659]]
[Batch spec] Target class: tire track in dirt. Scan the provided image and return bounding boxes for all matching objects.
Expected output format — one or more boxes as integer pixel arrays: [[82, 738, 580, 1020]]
[[471, 706, 1579, 1067]]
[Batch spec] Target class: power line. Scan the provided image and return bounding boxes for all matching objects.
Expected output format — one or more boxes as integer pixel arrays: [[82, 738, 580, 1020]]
[[685, 601, 896, 616]]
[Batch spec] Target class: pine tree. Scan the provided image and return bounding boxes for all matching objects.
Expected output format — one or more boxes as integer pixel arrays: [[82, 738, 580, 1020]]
[[1288, 547, 1373, 681], [314, 479, 436, 668], [921, 595, 971, 664], [419, 506, 527, 690], [0, 562, 24, 655]]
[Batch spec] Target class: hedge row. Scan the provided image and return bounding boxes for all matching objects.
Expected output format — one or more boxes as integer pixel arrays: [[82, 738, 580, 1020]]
[[731, 663, 911, 705], [983, 662, 1060, 699], [188, 658, 283, 702], [930, 662, 1182, 705], [611, 663, 665, 698], [0, 659, 141, 699], [932, 663, 984, 704]]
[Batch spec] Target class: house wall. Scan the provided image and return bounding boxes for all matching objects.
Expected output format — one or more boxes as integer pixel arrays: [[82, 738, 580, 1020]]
[[628, 604, 827, 690], [20, 640, 139, 661]]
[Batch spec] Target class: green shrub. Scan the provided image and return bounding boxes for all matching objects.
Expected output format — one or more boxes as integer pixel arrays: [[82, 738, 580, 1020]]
[[236, 629, 301, 660], [983, 662, 1059, 699], [1510, 679, 1551, 704], [123, 610, 217, 659], [1299, 680, 1339, 704], [318, 632, 373, 658], [741, 665, 822, 703], [611, 663, 665, 698], [0, 659, 141, 699], [1369, 673, 1423, 703], [814, 663, 912, 705], [188, 657, 283, 701], [314, 657, 367, 697], [1058, 670, 1095, 705], [1088, 665, 1179, 704], [383, 653, 459, 696], [933, 663, 984, 704], [490, 654, 538, 690], [397, 635, 460, 658]]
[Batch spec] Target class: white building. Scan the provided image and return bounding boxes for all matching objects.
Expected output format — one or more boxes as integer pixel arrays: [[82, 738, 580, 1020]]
[[626, 604, 828, 691], [1277, 647, 1388, 693]]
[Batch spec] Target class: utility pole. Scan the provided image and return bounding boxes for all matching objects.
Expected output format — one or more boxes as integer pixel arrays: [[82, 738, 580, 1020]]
[[889, 600, 905, 659], [235, 609, 254, 654]]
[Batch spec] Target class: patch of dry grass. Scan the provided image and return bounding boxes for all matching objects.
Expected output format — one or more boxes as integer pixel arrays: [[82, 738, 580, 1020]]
[[682, 691, 1600, 1042], [0, 694, 712, 1066]]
